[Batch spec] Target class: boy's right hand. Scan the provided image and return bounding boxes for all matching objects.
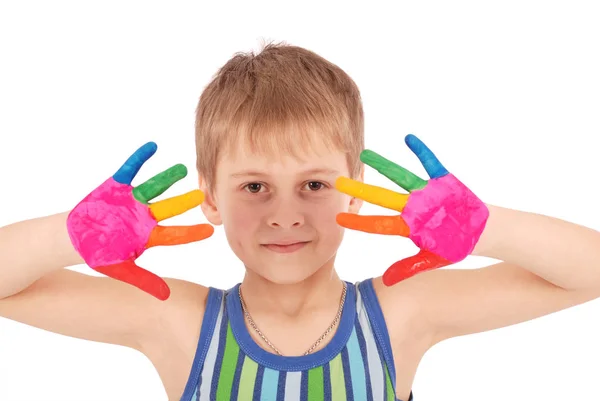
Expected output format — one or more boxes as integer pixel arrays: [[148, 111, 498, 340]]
[[66, 142, 213, 301]]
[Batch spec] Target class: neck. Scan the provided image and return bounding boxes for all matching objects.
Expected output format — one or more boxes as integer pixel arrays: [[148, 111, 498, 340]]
[[240, 260, 344, 319]]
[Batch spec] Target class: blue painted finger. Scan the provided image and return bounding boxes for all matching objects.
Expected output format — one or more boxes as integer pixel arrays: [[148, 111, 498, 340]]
[[405, 134, 448, 179], [113, 142, 158, 185]]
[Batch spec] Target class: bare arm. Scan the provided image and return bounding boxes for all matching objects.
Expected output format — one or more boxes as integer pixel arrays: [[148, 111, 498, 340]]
[[472, 204, 600, 291], [0, 212, 82, 299], [382, 205, 600, 345], [0, 212, 208, 351]]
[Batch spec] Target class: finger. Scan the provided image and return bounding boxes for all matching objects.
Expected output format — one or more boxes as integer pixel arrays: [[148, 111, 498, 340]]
[[149, 190, 205, 222], [133, 164, 187, 204], [113, 142, 158, 185], [405, 134, 449, 179], [94, 260, 171, 301], [382, 250, 451, 286], [335, 176, 409, 212], [360, 149, 427, 192], [336, 213, 410, 236], [145, 224, 214, 248]]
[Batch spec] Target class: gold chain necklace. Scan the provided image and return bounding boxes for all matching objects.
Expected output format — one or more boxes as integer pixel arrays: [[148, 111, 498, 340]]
[[238, 282, 347, 356]]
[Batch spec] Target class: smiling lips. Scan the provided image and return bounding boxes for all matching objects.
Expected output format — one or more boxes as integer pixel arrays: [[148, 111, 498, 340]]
[[262, 240, 310, 253]]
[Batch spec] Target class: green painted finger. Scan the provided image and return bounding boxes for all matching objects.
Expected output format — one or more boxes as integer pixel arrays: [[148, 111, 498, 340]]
[[360, 150, 427, 192], [133, 164, 188, 204]]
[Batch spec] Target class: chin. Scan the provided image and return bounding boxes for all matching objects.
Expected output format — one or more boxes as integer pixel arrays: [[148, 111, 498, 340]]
[[262, 264, 320, 285], [238, 241, 341, 285], [244, 257, 328, 285]]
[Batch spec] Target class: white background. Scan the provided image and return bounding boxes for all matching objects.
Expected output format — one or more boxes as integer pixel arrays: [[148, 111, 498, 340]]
[[1, 1, 599, 400]]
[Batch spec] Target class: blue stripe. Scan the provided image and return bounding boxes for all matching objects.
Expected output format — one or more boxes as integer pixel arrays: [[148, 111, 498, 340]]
[[300, 370, 309, 401], [323, 361, 332, 401], [209, 309, 229, 401], [341, 346, 354, 401], [189, 387, 198, 401], [358, 279, 397, 389], [230, 350, 245, 399], [261, 368, 280, 400], [179, 288, 223, 401], [227, 283, 358, 371], [355, 320, 374, 401], [253, 364, 265, 401], [347, 327, 367, 400], [276, 371, 287, 401], [383, 363, 389, 400], [371, 322, 390, 400]]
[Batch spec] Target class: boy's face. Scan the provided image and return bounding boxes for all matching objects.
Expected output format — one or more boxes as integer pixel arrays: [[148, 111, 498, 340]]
[[200, 139, 362, 284]]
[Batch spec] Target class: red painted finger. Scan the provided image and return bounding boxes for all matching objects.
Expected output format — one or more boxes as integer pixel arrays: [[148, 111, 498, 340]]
[[336, 213, 410, 236], [95, 260, 171, 300], [382, 249, 452, 286], [145, 224, 214, 248]]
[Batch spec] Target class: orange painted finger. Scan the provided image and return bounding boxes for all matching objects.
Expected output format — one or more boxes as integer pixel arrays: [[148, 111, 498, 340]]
[[382, 249, 452, 286], [336, 213, 410, 236], [149, 190, 205, 222], [95, 260, 171, 300], [336, 177, 409, 212], [146, 224, 214, 248]]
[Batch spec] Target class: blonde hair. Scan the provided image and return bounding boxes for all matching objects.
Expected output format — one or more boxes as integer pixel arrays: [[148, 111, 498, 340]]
[[195, 41, 364, 192]]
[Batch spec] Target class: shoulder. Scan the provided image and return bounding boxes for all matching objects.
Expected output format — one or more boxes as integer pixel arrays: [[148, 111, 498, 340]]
[[361, 277, 432, 400], [139, 278, 220, 399], [139, 278, 212, 355], [369, 275, 436, 350]]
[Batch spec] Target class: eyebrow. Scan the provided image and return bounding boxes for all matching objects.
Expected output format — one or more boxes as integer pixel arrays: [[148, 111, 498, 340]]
[[230, 168, 340, 178]]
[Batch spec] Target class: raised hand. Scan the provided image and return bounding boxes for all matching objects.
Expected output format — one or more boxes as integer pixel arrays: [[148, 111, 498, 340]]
[[66, 142, 214, 300], [335, 134, 489, 286]]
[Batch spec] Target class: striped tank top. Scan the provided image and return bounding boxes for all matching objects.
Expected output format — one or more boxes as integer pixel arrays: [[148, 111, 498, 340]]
[[180, 278, 413, 401]]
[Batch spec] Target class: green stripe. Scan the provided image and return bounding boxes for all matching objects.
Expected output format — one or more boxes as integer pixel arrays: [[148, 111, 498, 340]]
[[385, 364, 394, 401], [329, 353, 346, 401], [237, 356, 259, 400], [216, 322, 240, 400], [308, 365, 324, 401]]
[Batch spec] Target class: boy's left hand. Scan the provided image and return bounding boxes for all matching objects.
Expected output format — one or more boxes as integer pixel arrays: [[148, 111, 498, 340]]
[[335, 134, 489, 286]]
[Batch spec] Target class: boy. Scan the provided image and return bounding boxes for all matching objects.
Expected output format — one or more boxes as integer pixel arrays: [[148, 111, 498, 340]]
[[1, 42, 600, 401]]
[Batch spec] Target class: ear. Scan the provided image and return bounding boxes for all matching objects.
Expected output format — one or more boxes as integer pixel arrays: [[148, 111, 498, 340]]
[[347, 165, 364, 214], [198, 176, 223, 226]]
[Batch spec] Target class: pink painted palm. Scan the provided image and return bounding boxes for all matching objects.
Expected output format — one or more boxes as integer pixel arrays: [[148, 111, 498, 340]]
[[335, 134, 489, 286], [67, 142, 213, 300]]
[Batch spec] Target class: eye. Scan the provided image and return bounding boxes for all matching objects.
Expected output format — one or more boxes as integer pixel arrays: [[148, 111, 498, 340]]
[[243, 183, 264, 193], [304, 181, 325, 191]]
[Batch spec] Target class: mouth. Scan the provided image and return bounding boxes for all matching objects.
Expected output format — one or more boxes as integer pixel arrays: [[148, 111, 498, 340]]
[[261, 241, 310, 254]]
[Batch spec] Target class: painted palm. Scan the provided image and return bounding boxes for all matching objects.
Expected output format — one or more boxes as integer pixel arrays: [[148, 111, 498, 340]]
[[336, 134, 489, 286], [67, 142, 213, 300]]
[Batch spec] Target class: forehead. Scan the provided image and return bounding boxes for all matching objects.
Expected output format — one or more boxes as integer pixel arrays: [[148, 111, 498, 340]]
[[218, 134, 349, 175]]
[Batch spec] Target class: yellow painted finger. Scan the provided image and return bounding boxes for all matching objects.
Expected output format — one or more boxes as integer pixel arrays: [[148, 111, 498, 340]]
[[149, 190, 205, 222], [336, 176, 409, 212]]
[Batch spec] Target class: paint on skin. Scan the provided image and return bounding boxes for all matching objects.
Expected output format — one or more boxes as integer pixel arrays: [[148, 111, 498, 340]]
[[335, 134, 489, 286], [402, 173, 489, 263], [67, 177, 157, 268], [66, 142, 213, 300]]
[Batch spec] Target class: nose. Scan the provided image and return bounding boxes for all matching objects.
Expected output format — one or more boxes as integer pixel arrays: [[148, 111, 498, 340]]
[[266, 197, 305, 229]]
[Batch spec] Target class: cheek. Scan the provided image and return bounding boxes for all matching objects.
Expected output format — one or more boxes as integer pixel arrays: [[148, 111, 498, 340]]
[[307, 192, 348, 234], [224, 200, 261, 233]]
